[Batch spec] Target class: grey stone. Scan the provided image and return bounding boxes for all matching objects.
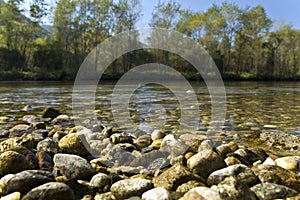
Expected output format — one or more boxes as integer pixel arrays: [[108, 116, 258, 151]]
[[21, 182, 75, 200], [187, 149, 226, 179], [214, 176, 256, 200], [251, 182, 298, 200], [53, 153, 95, 180], [141, 187, 170, 200], [252, 164, 300, 192], [207, 164, 258, 186], [58, 133, 90, 156], [90, 173, 111, 193], [110, 178, 153, 199], [2, 170, 54, 195], [37, 138, 59, 154], [36, 151, 53, 171]]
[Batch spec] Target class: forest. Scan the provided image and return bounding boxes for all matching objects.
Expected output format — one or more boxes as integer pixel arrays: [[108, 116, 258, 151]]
[[0, 0, 300, 81]]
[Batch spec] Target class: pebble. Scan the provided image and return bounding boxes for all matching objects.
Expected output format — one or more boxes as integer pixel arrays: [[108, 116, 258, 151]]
[[187, 149, 226, 179], [275, 156, 300, 171], [213, 176, 257, 200], [151, 130, 165, 141], [9, 124, 30, 137], [1, 170, 54, 195], [58, 133, 90, 156], [0, 192, 21, 200], [41, 107, 61, 119], [263, 157, 276, 165], [89, 173, 111, 193], [179, 186, 221, 200], [0, 151, 31, 177], [251, 182, 298, 200], [36, 138, 59, 154], [252, 163, 300, 192], [53, 153, 95, 180], [207, 164, 258, 186], [110, 178, 153, 199], [21, 182, 75, 200], [141, 187, 170, 200], [153, 164, 197, 190]]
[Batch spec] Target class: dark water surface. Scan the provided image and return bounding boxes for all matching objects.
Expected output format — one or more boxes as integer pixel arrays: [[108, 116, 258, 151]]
[[0, 81, 300, 135]]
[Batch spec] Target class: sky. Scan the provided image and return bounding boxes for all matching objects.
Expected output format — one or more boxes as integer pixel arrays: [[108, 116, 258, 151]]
[[137, 0, 300, 30]]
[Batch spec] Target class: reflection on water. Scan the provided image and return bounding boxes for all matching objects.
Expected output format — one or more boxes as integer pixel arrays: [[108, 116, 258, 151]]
[[0, 81, 300, 135]]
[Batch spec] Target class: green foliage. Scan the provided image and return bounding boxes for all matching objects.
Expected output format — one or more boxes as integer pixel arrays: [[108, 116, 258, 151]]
[[0, 0, 299, 81]]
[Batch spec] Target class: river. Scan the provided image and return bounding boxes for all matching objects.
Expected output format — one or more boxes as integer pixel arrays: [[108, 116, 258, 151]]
[[0, 81, 300, 136]]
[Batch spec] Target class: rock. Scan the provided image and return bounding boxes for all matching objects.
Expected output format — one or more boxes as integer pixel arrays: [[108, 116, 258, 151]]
[[207, 164, 258, 186], [94, 192, 113, 200], [36, 151, 53, 170], [151, 130, 165, 141], [198, 140, 214, 151], [216, 141, 238, 156], [141, 187, 170, 200], [0, 174, 14, 191], [179, 187, 221, 200], [160, 135, 188, 159], [213, 176, 256, 200], [52, 115, 70, 124], [130, 150, 169, 170], [22, 115, 39, 124], [110, 132, 134, 144], [37, 138, 59, 154], [263, 157, 276, 165], [0, 192, 21, 200], [233, 148, 267, 166], [89, 173, 111, 193], [187, 149, 226, 179], [58, 133, 90, 156], [9, 124, 30, 137], [21, 182, 75, 200], [259, 131, 300, 152], [252, 164, 300, 192], [176, 180, 205, 193], [53, 153, 95, 180], [22, 105, 33, 112], [110, 178, 153, 199], [275, 156, 300, 171], [0, 151, 31, 177], [41, 107, 61, 119], [134, 135, 152, 149], [0, 134, 35, 153], [30, 122, 46, 130], [8, 146, 37, 169], [224, 156, 242, 166], [1, 170, 54, 195], [251, 182, 298, 200], [153, 164, 197, 190]]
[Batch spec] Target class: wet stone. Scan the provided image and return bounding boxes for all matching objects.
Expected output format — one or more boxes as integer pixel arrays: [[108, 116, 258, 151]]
[[0, 191, 21, 200], [36, 151, 53, 171], [176, 180, 205, 193], [1, 170, 54, 195], [9, 124, 30, 137], [110, 178, 153, 199], [21, 182, 75, 200], [275, 156, 300, 171], [251, 182, 298, 200], [41, 107, 61, 119]]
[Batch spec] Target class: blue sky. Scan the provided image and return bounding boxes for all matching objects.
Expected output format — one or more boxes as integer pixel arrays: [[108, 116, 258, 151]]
[[137, 0, 300, 30]]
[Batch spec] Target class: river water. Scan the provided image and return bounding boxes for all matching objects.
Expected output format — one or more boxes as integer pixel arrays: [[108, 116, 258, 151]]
[[0, 81, 300, 136]]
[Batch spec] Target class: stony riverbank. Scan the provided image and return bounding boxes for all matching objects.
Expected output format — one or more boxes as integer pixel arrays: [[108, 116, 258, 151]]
[[1, 108, 300, 200]]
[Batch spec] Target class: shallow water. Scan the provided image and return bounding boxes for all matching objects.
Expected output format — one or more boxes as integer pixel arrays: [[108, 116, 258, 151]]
[[0, 81, 299, 135]]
